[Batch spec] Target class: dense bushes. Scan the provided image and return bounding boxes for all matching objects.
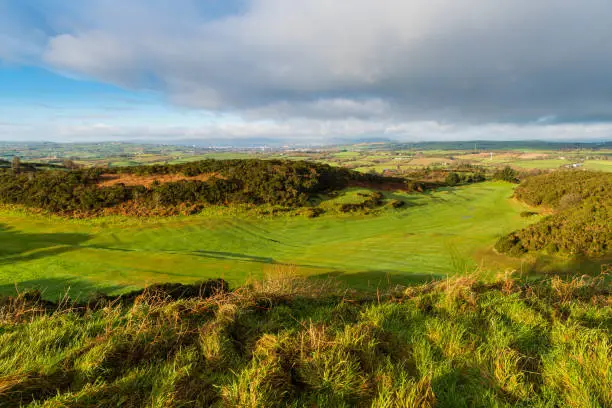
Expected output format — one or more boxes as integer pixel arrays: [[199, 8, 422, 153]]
[[445, 172, 461, 186], [338, 192, 385, 213], [514, 170, 611, 208], [445, 171, 485, 186], [497, 171, 612, 257], [0, 160, 403, 215], [0, 168, 116, 213], [493, 166, 519, 183]]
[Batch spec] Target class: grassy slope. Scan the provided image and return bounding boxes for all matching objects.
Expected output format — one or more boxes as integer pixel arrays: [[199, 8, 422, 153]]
[[0, 274, 608, 407], [0, 183, 539, 298]]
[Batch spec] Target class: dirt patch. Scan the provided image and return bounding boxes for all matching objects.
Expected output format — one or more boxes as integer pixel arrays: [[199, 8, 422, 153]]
[[98, 173, 222, 188]]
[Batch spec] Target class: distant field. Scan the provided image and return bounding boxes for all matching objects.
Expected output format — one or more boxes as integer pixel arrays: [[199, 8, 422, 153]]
[[168, 152, 258, 163], [0, 182, 544, 298], [332, 151, 361, 158], [583, 160, 612, 171], [506, 159, 572, 169]]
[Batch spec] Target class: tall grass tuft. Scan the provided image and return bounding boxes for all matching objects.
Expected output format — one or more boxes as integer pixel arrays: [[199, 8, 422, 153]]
[[0, 272, 608, 407]]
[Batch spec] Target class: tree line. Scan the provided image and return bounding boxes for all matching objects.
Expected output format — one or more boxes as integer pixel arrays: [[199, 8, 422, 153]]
[[0, 159, 406, 215]]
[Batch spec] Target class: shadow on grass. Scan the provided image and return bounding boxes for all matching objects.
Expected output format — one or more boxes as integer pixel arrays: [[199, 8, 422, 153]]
[[0, 224, 91, 266], [523, 253, 611, 277], [192, 251, 332, 271], [193, 250, 275, 264], [380, 192, 427, 207], [0, 278, 129, 301], [316, 270, 443, 291]]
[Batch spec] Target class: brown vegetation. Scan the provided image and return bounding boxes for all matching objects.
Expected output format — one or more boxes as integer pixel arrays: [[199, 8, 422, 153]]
[[97, 172, 222, 188]]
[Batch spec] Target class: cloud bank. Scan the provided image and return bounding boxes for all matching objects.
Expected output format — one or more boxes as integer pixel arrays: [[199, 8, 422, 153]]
[[1, 0, 612, 142]]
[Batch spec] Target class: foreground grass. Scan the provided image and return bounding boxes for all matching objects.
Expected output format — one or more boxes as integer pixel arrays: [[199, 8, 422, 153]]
[[0, 272, 609, 407], [0, 183, 540, 298]]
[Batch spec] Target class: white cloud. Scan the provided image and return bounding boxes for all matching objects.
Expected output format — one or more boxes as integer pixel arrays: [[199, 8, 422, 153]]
[[2, 1, 612, 141], [2, 113, 611, 144]]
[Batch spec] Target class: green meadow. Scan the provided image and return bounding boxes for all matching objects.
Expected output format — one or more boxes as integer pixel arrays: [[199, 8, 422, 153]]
[[0, 182, 543, 298], [583, 160, 612, 171]]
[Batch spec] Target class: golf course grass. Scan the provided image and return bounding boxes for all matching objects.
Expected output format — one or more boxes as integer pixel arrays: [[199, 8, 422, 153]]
[[0, 182, 546, 298]]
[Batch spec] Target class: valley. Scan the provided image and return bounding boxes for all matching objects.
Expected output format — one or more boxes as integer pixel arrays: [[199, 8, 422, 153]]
[[0, 182, 540, 298]]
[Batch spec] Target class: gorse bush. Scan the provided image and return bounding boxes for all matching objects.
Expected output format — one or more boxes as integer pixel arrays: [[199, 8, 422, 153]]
[[514, 171, 612, 208], [497, 171, 612, 257], [0, 273, 609, 407], [0, 160, 404, 215], [493, 166, 519, 183]]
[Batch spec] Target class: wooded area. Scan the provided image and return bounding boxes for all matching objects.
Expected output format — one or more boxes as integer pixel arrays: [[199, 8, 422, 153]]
[[0, 160, 405, 215], [496, 171, 611, 257]]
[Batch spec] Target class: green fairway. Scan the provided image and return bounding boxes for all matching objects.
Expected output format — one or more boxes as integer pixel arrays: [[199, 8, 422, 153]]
[[0, 182, 539, 298]]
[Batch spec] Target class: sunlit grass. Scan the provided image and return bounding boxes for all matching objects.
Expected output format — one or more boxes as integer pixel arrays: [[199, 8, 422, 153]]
[[0, 272, 608, 407], [0, 183, 540, 298]]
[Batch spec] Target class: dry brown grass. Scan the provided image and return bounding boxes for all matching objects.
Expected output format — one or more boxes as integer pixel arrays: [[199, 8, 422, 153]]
[[250, 264, 344, 298], [97, 172, 222, 188]]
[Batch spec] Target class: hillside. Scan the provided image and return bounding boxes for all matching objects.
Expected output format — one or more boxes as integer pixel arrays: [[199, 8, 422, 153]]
[[0, 273, 608, 407], [496, 171, 612, 257], [0, 159, 433, 217]]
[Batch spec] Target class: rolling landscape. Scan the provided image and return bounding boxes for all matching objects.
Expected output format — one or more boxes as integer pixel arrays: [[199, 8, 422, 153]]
[[0, 172, 532, 296], [0, 149, 609, 407], [0, 1, 611, 407]]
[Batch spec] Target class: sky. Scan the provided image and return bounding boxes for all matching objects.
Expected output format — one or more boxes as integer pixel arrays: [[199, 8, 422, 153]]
[[1, 0, 612, 144]]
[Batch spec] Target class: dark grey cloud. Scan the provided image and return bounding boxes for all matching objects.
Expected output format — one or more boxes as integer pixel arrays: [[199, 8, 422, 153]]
[[2, 0, 612, 141]]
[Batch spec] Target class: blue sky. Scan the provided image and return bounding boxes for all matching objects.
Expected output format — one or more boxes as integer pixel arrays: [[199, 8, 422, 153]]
[[0, 65, 226, 141], [1, 0, 612, 143]]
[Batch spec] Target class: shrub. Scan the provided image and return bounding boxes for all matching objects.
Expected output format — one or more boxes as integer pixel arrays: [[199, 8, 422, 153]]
[[387, 199, 405, 208], [498, 171, 612, 257], [445, 172, 460, 186], [297, 207, 325, 218], [0, 160, 408, 215], [495, 234, 526, 256], [493, 166, 519, 183]]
